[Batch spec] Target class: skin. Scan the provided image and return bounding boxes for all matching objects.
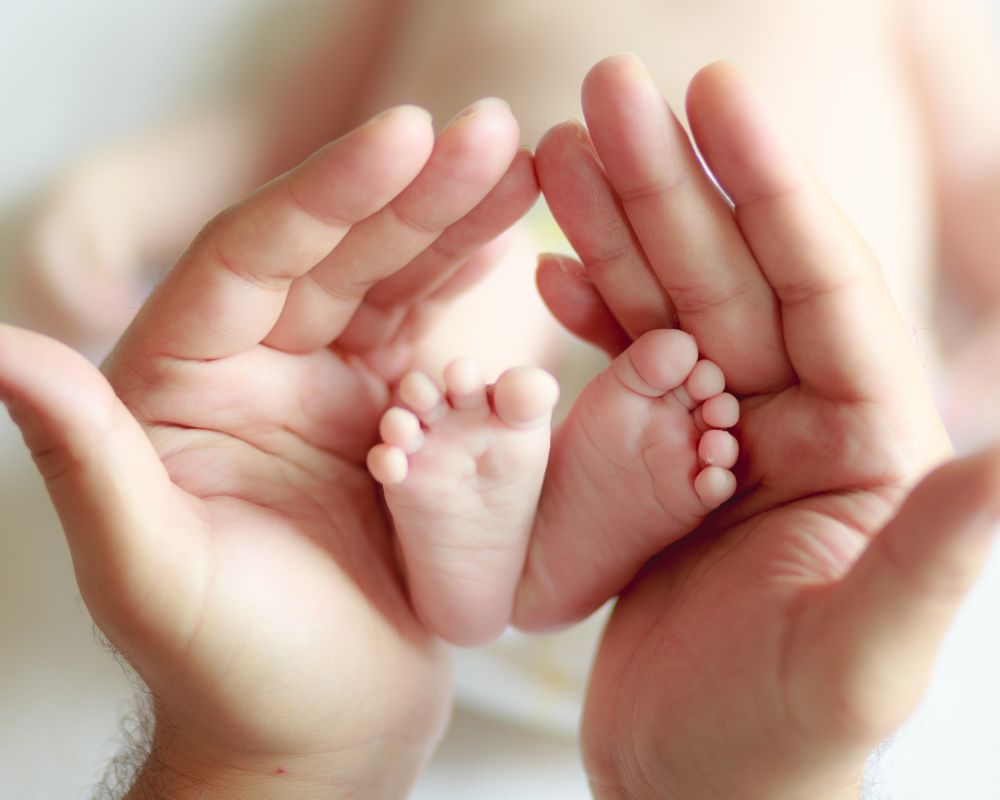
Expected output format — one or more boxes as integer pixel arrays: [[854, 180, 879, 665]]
[[18, 2, 1000, 458], [2, 53, 999, 800], [533, 55, 1000, 800], [0, 98, 537, 798]]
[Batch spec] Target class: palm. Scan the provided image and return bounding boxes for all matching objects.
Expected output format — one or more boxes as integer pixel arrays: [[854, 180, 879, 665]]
[[583, 499, 878, 797], [111, 341, 441, 754]]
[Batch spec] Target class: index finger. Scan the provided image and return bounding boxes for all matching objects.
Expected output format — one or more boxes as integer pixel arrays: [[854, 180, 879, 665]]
[[120, 105, 436, 362]]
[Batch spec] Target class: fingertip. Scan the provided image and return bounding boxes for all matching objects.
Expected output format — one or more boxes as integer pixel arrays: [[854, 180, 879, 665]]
[[361, 103, 436, 163], [443, 97, 521, 160], [537, 252, 589, 282], [687, 61, 744, 104], [584, 53, 650, 95], [370, 103, 434, 130]]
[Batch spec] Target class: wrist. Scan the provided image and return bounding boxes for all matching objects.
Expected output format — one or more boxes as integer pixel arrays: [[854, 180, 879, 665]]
[[586, 747, 865, 800], [125, 741, 340, 800], [124, 721, 414, 800]]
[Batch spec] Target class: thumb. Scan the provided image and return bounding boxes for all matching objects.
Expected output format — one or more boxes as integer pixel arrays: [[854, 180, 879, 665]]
[[0, 323, 197, 635], [800, 448, 1000, 741]]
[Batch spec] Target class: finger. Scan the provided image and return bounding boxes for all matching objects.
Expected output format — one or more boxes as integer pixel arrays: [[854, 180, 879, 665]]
[[265, 98, 521, 353], [0, 324, 201, 635], [336, 148, 538, 353], [122, 106, 436, 362], [535, 254, 632, 357], [686, 62, 915, 401], [582, 55, 791, 395], [535, 121, 674, 339], [798, 449, 1000, 742]]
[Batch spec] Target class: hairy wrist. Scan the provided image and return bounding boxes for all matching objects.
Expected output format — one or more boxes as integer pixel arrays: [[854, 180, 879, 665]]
[[115, 701, 415, 800], [123, 735, 375, 800]]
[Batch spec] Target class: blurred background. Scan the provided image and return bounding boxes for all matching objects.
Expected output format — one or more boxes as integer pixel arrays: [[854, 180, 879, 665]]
[[3, 1, 1000, 797]]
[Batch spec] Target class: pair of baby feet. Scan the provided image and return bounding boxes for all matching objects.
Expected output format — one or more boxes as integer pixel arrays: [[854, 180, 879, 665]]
[[367, 327, 740, 645]]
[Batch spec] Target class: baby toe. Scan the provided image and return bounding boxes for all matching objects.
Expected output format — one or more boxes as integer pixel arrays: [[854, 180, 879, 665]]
[[399, 370, 446, 423], [444, 355, 487, 411], [613, 329, 699, 398], [379, 407, 424, 454], [698, 429, 739, 469], [367, 443, 409, 485], [700, 392, 740, 429], [686, 359, 726, 402], [492, 366, 560, 429], [694, 465, 737, 508]]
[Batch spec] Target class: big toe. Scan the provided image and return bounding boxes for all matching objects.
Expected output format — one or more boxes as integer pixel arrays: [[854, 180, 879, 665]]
[[493, 366, 560, 429]]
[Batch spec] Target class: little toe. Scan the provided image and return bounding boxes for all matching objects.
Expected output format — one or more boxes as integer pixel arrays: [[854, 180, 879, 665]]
[[698, 429, 739, 469], [444, 355, 488, 411], [694, 465, 737, 508], [368, 443, 409, 485], [686, 359, 726, 402], [612, 329, 699, 398], [700, 392, 740, 429], [379, 407, 424, 454], [399, 371, 446, 423], [492, 366, 560, 429]]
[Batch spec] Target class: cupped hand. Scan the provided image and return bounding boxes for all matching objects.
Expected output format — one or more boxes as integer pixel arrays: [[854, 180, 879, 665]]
[[0, 99, 536, 798], [534, 56, 1000, 799]]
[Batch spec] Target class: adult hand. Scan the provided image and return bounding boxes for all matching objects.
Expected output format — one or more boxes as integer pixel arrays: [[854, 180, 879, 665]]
[[535, 56, 1000, 799], [0, 99, 536, 799]]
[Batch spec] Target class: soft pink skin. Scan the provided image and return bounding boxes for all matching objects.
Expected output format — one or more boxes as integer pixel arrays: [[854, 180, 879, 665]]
[[370, 360, 559, 647], [515, 327, 739, 630], [369, 326, 738, 645], [0, 99, 539, 798], [530, 56, 993, 800]]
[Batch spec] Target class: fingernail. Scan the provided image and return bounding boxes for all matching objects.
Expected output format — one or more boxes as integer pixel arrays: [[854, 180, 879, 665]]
[[448, 97, 511, 127], [368, 104, 432, 127], [542, 253, 590, 282], [569, 119, 591, 144]]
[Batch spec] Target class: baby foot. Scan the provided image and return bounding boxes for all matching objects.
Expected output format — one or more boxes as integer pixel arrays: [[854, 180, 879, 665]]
[[515, 328, 739, 630], [368, 357, 559, 646]]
